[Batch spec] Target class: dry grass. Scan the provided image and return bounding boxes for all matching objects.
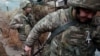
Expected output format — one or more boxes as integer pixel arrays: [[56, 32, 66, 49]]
[[0, 11, 10, 38], [0, 11, 9, 55], [7, 29, 22, 49], [0, 5, 55, 49], [0, 10, 22, 49], [0, 42, 7, 56]]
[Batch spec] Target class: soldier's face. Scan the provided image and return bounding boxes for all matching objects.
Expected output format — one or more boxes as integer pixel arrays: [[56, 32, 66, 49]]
[[25, 7, 32, 13], [76, 8, 96, 23]]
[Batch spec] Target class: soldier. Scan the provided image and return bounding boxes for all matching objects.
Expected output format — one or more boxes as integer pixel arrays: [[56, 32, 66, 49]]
[[10, 1, 35, 43], [24, 0, 100, 56]]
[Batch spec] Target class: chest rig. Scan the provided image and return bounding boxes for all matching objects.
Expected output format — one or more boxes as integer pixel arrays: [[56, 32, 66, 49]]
[[61, 23, 97, 56]]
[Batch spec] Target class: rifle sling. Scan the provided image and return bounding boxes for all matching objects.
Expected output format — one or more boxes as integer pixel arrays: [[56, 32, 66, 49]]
[[47, 20, 77, 44]]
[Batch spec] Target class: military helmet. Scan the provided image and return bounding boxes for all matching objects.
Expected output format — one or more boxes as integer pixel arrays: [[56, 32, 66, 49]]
[[67, 0, 100, 11], [20, 1, 32, 9]]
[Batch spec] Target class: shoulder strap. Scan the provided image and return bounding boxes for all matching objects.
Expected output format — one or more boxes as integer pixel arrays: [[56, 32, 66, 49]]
[[47, 20, 77, 44], [24, 15, 33, 28]]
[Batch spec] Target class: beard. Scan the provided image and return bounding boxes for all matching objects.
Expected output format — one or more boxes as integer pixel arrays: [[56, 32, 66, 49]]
[[76, 17, 93, 24]]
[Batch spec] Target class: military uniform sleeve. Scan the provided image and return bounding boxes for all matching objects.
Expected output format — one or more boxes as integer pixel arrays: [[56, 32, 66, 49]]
[[25, 10, 62, 47], [9, 15, 24, 29]]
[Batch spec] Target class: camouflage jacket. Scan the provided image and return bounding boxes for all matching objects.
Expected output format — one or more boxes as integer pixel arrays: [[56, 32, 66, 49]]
[[25, 7, 68, 46], [10, 11, 36, 41], [49, 17, 100, 56], [25, 7, 100, 56]]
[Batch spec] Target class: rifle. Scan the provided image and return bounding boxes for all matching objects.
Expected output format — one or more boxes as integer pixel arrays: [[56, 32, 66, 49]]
[[32, 20, 77, 56]]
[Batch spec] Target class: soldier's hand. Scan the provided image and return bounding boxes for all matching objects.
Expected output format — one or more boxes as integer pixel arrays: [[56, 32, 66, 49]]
[[24, 45, 32, 56]]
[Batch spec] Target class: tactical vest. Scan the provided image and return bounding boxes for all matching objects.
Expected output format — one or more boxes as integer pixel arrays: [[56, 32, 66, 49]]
[[61, 23, 96, 56], [49, 8, 100, 56], [18, 14, 32, 41]]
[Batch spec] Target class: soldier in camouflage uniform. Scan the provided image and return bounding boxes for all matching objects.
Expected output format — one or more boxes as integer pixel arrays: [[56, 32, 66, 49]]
[[24, 0, 100, 56], [10, 1, 35, 43]]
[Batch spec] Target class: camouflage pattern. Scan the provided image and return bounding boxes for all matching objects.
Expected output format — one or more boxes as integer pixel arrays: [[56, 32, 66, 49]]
[[25, 7, 68, 47], [10, 11, 35, 41], [50, 23, 96, 56], [25, 6, 100, 56], [67, 0, 100, 11], [45, 16, 100, 56]]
